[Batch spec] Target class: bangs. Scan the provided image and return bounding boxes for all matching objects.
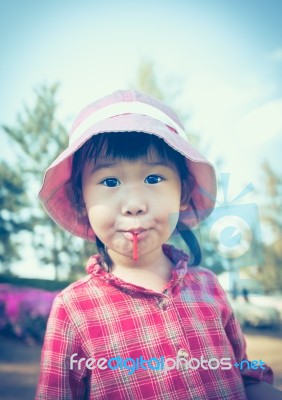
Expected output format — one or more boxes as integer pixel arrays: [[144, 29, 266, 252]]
[[76, 132, 188, 179]]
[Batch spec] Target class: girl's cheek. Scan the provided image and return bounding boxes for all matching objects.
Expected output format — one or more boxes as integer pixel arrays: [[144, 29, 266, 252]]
[[168, 212, 180, 229], [90, 206, 115, 223]]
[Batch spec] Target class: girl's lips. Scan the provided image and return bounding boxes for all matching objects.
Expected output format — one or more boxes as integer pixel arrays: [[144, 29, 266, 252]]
[[123, 231, 147, 241]]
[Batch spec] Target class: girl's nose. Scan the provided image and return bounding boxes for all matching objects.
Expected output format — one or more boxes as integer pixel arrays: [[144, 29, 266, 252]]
[[121, 193, 148, 216]]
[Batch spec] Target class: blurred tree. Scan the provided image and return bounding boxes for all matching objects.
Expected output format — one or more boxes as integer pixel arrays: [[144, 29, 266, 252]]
[[133, 61, 225, 275], [134, 61, 165, 101], [0, 161, 31, 273], [257, 161, 282, 292], [133, 61, 199, 145], [2, 83, 94, 280], [3, 83, 67, 177], [261, 161, 282, 237]]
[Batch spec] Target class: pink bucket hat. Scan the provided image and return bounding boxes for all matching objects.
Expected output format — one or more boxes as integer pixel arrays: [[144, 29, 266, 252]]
[[39, 90, 217, 241]]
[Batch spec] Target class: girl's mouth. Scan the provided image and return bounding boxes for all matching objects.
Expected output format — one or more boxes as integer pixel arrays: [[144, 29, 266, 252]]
[[123, 231, 147, 241], [122, 230, 148, 261]]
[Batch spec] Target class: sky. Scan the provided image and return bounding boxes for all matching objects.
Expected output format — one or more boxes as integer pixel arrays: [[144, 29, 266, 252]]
[[1, 0, 282, 278]]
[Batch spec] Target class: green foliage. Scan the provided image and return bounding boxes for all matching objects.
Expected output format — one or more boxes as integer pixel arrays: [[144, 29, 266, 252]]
[[0, 161, 31, 271], [3, 83, 67, 175], [257, 162, 282, 292], [261, 161, 282, 237], [2, 83, 95, 279], [134, 61, 165, 100], [133, 61, 202, 147]]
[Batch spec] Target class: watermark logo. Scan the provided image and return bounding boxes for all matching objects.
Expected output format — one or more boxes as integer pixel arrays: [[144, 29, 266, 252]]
[[172, 173, 265, 297], [233, 359, 266, 370], [174, 173, 263, 271], [69, 354, 266, 375], [203, 174, 263, 266]]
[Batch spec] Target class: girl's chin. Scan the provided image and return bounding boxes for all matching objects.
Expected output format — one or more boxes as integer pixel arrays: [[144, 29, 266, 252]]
[[109, 242, 163, 262]]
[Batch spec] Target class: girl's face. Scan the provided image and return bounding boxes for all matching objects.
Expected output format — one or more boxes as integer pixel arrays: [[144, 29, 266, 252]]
[[82, 148, 187, 265]]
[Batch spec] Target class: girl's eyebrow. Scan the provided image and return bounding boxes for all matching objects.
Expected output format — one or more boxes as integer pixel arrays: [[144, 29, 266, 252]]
[[144, 161, 170, 167], [91, 160, 171, 173], [91, 162, 118, 173]]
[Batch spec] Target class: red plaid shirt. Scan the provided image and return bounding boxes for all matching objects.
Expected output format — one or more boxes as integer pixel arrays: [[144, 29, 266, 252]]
[[36, 244, 273, 399]]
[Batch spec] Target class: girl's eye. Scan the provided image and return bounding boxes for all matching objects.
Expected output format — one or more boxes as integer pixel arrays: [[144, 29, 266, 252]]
[[145, 175, 163, 184], [100, 178, 120, 187]]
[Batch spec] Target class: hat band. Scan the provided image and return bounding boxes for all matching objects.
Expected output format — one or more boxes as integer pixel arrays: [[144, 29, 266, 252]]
[[69, 101, 188, 145]]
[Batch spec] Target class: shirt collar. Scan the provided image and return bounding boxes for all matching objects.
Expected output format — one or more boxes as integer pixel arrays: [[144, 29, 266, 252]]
[[85, 244, 190, 295]]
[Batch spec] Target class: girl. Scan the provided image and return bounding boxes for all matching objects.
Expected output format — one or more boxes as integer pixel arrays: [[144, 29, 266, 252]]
[[36, 90, 279, 399]]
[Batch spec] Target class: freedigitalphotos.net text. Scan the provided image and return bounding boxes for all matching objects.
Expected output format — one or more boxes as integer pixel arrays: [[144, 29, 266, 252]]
[[69, 354, 266, 376]]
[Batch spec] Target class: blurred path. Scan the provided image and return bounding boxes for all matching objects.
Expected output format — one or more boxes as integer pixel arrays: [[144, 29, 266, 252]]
[[0, 334, 41, 400], [0, 329, 281, 399], [244, 326, 282, 390]]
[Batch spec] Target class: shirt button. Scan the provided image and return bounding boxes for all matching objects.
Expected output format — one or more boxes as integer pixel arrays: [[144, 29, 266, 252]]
[[177, 348, 189, 359], [157, 298, 169, 310]]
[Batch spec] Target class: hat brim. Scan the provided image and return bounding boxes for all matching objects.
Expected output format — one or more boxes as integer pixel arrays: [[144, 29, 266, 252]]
[[39, 114, 217, 241]]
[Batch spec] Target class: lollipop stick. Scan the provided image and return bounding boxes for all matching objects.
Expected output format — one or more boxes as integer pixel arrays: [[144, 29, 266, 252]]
[[133, 233, 138, 261]]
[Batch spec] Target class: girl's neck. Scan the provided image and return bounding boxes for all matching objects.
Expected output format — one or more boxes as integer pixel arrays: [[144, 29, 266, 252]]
[[108, 248, 173, 293]]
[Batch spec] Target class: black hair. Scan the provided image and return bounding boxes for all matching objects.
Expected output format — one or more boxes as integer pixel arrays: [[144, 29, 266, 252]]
[[70, 132, 201, 269]]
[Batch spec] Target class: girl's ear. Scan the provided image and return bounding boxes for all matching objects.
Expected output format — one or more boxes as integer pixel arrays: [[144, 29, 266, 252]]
[[180, 178, 192, 211], [79, 192, 89, 217], [81, 204, 88, 217]]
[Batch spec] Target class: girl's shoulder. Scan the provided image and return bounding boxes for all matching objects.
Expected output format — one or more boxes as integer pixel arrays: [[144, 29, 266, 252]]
[[54, 274, 97, 302], [183, 266, 233, 322], [185, 264, 220, 281], [184, 265, 229, 300]]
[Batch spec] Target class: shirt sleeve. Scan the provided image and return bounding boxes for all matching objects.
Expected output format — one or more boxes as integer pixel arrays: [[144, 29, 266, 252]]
[[35, 293, 88, 399], [212, 274, 274, 387]]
